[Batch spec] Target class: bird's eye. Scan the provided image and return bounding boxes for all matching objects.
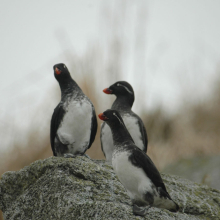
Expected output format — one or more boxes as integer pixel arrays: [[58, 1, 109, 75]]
[[63, 65, 66, 68], [117, 83, 120, 86]]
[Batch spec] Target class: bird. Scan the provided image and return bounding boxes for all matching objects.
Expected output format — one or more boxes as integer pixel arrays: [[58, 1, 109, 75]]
[[50, 63, 97, 157], [98, 109, 179, 216], [100, 81, 148, 162]]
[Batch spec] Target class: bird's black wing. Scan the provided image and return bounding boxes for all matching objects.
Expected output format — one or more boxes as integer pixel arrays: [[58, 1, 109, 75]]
[[132, 112, 148, 153], [128, 147, 170, 197], [100, 122, 106, 158], [137, 115, 148, 153], [50, 103, 65, 156], [87, 105, 97, 150]]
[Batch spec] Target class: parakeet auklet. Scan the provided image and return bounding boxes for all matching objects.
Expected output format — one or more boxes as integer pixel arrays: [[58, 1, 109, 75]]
[[50, 63, 97, 157], [98, 109, 179, 216], [100, 81, 148, 162]]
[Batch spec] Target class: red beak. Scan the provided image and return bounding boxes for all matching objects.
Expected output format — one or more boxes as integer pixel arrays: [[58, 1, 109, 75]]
[[103, 88, 113, 94], [98, 113, 109, 121], [55, 67, 61, 75]]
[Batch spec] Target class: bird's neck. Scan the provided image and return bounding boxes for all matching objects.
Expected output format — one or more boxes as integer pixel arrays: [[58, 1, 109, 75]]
[[59, 77, 82, 98], [110, 123, 134, 146], [112, 96, 133, 112]]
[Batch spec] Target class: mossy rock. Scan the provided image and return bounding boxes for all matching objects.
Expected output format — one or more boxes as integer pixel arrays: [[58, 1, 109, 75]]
[[0, 156, 219, 219]]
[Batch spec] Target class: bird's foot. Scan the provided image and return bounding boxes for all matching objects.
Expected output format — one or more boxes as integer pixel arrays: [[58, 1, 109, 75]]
[[83, 154, 91, 159], [104, 160, 112, 166], [133, 204, 150, 216], [64, 153, 76, 158]]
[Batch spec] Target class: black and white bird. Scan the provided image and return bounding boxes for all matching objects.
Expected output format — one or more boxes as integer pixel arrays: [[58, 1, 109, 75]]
[[50, 63, 97, 157], [100, 81, 148, 162], [98, 109, 179, 216]]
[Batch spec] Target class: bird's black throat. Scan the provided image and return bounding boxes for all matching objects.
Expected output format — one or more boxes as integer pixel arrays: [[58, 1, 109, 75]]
[[58, 77, 82, 99], [112, 95, 134, 112], [107, 121, 134, 146]]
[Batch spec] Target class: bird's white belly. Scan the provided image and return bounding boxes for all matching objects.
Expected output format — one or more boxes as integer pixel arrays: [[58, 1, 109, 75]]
[[123, 115, 144, 151], [101, 123, 114, 161], [101, 115, 144, 162], [112, 150, 153, 202], [57, 100, 92, 154], [112, 150, 177, 210]]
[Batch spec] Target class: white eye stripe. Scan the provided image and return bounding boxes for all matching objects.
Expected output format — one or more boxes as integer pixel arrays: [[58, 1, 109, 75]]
[[117, 84, 133, 94], [113, 112, 124, 125]]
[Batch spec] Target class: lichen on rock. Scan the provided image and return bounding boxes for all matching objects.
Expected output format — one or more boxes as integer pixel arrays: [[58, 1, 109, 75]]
[[0, 156, 220, 219]]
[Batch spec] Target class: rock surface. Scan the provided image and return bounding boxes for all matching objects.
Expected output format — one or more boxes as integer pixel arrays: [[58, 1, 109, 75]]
[[0, 156, 220, 220], [163, 155, 220, 190]]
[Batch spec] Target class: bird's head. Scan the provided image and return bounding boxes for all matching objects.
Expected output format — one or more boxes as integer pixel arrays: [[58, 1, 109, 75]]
[[103, 81, 134, 98], [53, 63, 71, 81], [98, 109, 125, 127]]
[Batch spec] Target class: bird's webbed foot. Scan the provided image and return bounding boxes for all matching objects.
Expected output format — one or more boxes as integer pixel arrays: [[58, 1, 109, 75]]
[[133, 204, 151, 216], [83, 154, 91, 159], [64, 153, 76, 158]]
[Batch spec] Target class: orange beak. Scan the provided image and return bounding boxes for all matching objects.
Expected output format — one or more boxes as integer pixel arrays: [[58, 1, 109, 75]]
[[103, 88, 113, 94], [98, 113, 109, 121], [55, 67, 61, 75]]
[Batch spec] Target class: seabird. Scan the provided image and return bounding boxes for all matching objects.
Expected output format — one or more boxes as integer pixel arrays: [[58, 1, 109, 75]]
[[98, 109, 179, 216], [100, 81, 148, 162], [50, 63, 97, 157]]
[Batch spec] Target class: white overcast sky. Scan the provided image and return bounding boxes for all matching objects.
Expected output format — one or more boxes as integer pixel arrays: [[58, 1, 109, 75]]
[[0, 0, 220, 122], [1, 0, 220, 112]]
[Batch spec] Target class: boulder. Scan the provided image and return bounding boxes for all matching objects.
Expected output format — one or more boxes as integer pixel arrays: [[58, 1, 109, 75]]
[[0, 156, 219, 219]]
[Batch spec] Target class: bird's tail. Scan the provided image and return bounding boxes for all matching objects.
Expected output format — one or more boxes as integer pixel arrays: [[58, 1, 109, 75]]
[[169, 200, 179, 212], [158, 187, 179, 212]]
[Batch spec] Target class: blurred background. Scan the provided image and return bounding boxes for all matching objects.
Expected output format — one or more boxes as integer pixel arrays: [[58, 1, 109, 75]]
[[1, 1, 220, 218]]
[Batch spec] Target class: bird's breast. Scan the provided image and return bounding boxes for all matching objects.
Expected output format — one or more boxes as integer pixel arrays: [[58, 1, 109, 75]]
[[112, 149, 152, 197], [57, 99, 93, 146], [122, 115, 144, 150], [101, 123, 114, 161]]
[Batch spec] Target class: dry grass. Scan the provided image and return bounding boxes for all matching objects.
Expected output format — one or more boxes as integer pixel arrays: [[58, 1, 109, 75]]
[[1, 76, 219, 173], [144, 81, 220, 170]]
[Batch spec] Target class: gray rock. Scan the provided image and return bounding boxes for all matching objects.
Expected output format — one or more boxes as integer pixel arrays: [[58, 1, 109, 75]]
[[0, 156, 219, 220], [163, 155, 220, 190]]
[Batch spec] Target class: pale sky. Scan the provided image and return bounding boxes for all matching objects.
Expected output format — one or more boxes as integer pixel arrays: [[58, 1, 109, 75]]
[[0, 0, 220, 151], [1, 1, 220, 110]]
